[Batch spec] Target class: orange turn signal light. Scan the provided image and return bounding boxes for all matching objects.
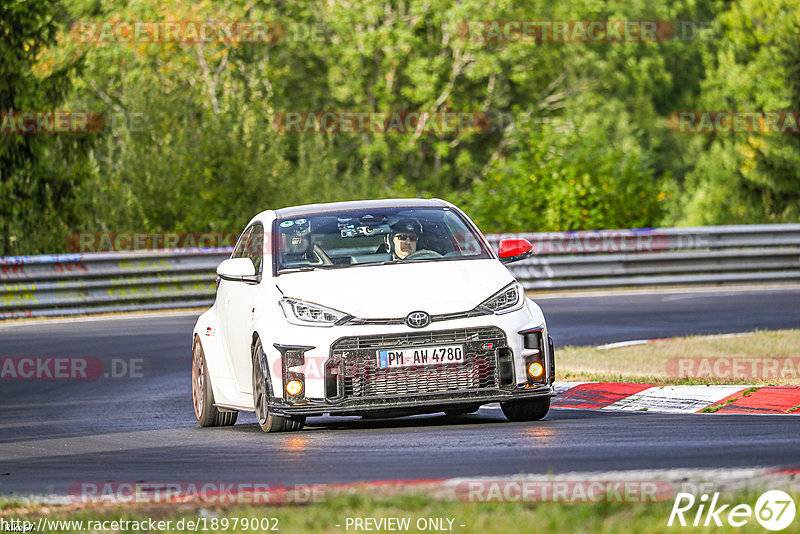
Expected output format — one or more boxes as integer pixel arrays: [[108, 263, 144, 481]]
[[527, 361, 544, 379], [285, 379, 304, 396]]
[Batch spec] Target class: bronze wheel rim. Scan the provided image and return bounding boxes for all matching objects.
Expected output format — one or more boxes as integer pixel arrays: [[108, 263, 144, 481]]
[[253, 344, 269, 425], [192, 341, 205, 418]]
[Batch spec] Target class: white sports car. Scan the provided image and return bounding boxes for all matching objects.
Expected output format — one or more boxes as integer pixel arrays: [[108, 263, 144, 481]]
[[192, 199, 555, 432]]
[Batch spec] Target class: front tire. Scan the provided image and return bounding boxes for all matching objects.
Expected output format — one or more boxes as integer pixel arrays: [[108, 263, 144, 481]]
[[192, 337, 238, 427], [501, 397, 550, 422], [252, 338, 306, 432]]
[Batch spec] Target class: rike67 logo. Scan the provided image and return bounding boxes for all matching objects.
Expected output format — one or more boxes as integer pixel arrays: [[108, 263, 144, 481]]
[[668, 490, 796, 531]]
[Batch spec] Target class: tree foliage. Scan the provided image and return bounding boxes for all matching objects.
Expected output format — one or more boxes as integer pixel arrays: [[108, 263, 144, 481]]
[[1, 0, 798, 254], [673, 0, 800, 224], [0, 0, 91, 254]]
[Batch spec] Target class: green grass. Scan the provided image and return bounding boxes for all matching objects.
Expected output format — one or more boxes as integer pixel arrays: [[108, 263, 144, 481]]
[[0, 497, 26, 511], [558, 329, 800, 386], [701, 387, 760, 413], [4, 490, 799, 533]]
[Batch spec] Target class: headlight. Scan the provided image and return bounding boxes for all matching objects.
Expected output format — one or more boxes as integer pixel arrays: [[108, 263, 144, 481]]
[[478, 282, 524, 314], [279, 298, 350, 327]]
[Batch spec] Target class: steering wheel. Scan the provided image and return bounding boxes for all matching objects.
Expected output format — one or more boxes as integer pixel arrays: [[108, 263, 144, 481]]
[[404, 249, 443, 260]]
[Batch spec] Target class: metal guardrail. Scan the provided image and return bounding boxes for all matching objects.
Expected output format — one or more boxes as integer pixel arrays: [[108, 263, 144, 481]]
[[485, 224, 800, 290], [1, 224, 799, 319], [0, 249, 230, 319]]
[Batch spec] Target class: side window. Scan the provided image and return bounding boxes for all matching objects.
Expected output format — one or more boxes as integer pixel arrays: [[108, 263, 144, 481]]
[[247, 223, 264, 274], [232, 227, 253, 259], [444, 211, 482, 256]]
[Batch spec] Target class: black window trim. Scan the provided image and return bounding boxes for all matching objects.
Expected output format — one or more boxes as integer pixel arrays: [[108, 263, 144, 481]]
[[230, 222, 264, 283], [271, 206, 494, 275]]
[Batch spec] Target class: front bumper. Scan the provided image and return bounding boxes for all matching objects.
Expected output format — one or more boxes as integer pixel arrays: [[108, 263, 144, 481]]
[[267, 383, 555, 417], [260, 297, 554, 416]]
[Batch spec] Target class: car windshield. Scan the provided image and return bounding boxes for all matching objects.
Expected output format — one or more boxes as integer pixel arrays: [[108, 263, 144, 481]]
[[275, 207, 491, 272]]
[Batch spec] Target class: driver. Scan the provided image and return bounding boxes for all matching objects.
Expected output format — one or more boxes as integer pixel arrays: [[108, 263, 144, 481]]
[[388, 218, 422, 260]]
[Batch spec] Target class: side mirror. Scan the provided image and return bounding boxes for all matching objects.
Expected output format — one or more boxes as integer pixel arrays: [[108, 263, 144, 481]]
[[217, 257, 259, 283], [498, 238, 534, 264]]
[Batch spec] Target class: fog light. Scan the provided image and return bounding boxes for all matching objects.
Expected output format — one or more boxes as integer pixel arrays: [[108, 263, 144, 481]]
[[285, 379, 304, 396], [527, 361, 544, 379]]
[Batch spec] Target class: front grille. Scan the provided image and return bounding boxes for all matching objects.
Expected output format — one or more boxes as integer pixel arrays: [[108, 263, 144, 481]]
[[328, 327, 506, 399]]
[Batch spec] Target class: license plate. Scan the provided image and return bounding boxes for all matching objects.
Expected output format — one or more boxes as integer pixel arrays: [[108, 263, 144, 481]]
[[377, 344, 465, 369]]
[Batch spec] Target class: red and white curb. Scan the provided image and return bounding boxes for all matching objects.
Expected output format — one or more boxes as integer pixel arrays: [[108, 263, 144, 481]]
[[552, 382, 800, 414]]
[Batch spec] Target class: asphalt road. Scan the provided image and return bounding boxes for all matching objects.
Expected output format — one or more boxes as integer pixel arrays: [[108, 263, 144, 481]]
[[1, 288, 799, 496], [537, 286, 800, 346]]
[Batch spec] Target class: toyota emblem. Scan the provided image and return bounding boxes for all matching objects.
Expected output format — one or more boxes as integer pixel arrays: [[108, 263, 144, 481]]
[[406, 311, 431, 328]]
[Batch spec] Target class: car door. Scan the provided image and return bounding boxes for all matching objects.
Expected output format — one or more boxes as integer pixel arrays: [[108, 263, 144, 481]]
[[219, 224, 263, 393], [216, 224, 251, 350]]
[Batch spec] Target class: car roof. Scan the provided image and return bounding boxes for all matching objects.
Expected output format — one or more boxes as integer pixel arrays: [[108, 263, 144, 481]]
[[273, 198, 451, 218]]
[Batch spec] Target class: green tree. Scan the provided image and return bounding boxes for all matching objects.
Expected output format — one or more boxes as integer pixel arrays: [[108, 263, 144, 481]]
[[674, 0, 800, 224], [0, 0, 90, 254], [11, 0, 796, 255], [462, 114, 667, 232]]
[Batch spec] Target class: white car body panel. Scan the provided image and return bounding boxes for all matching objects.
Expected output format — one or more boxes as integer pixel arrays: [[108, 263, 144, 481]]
[[192, 199, 554, 415], [276, 260, 515, 317]]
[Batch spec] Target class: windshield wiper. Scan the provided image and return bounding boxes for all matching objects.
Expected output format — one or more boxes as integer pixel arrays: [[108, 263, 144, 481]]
[[278, 266, 324, 274], [278, 264, 352, 273]]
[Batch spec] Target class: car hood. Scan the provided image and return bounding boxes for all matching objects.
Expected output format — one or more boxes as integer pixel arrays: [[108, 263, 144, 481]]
[[276, 259, 515, 317]]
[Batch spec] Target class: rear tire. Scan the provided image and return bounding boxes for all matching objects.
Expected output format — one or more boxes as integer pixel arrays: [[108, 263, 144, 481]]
[[252, 338, 305, 432], [192, 337, 238, 427], [501, 397, 550, 422]]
